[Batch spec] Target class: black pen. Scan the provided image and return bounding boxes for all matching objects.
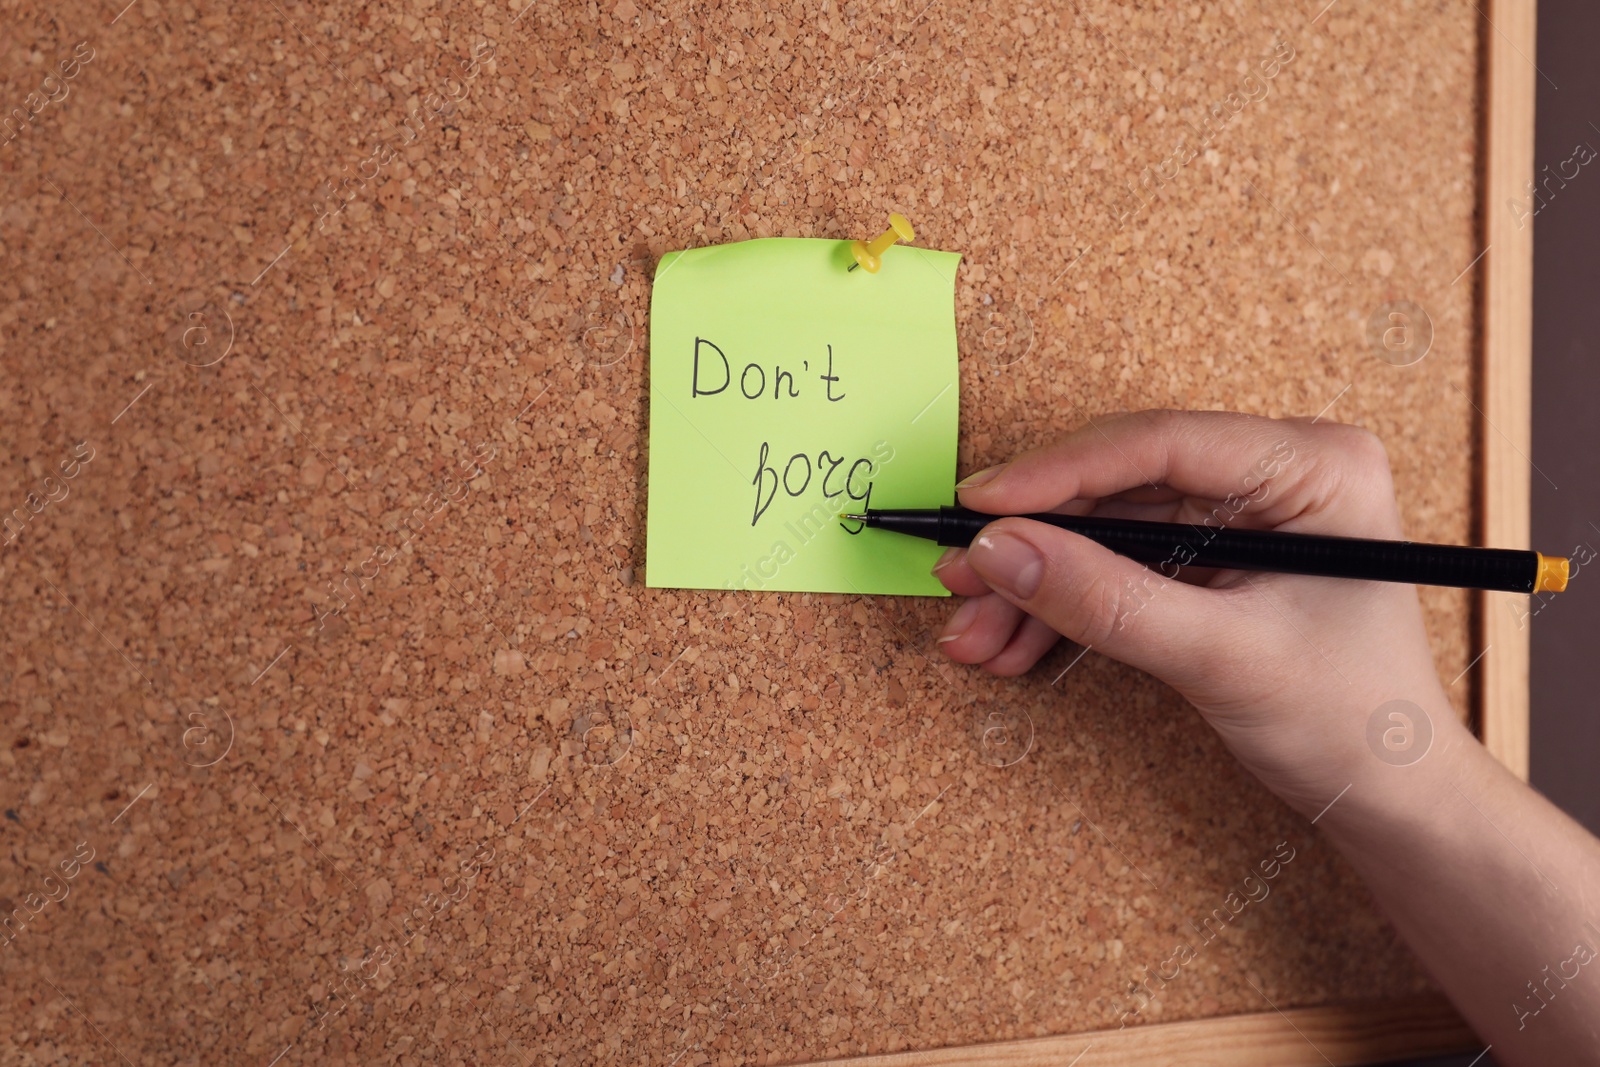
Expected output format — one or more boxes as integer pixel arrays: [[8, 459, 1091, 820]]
[[840, 506, 1570, 595]]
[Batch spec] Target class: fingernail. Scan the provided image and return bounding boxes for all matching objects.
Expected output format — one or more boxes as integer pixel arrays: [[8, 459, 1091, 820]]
[[931, 547, 962, 573], [955, 464, 1007, 490], [971, 532, 1044, 599], [937, 598, 982, 644]]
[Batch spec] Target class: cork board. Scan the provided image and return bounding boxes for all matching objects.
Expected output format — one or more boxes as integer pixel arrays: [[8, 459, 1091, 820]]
[[0, 0, 1519, 1064]]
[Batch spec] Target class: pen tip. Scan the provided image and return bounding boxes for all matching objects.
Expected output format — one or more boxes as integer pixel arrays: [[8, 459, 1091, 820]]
[[840, 513, 866, 522]]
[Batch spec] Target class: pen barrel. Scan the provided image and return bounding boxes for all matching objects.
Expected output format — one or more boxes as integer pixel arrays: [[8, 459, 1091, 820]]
[[1097, 521, 1537, 593], [940, 509, 1540, 594]]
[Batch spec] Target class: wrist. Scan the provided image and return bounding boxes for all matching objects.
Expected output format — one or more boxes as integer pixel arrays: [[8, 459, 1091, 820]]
[[1311, 694, 1488, 848]]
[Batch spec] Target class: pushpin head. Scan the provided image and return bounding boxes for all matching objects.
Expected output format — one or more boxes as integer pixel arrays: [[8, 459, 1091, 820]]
[[850, 213, 915, 273], [882, 212, 915, 245]]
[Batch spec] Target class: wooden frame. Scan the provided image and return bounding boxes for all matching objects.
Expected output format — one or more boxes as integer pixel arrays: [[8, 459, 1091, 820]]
[[809, 996, 1474, 1067], [1479, 0, 1538, 781], [808, 2, 1537, 1064]]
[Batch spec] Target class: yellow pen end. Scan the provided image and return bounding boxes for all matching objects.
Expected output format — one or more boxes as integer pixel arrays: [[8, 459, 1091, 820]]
[[1535, 553, 1570, 594]]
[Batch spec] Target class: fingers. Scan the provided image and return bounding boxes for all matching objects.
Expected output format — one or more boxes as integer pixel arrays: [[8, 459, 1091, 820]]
[[934, 591, 1062, 675], [935, 501, 1234, 601], [979, 615, 1062, 676], [932, 547, 988, 597], [963, 516, 1235, 686], [935, 591, 1025, 664], [957, 410, 1402, 538]]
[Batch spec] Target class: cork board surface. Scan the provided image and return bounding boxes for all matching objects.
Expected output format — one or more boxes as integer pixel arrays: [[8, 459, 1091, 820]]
[[0, 0, 1483, 1064]]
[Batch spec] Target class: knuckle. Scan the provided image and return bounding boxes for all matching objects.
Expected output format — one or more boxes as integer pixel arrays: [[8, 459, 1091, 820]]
[[1138, 407, 1184, 435], [1327, 425, 1397, 500], [1101, 408, 1171, 440], [1097, 408, 1184, 459], [1311, 422, 1390, 470], [1298, 423, 1403, 533], [1065, 568, 1136, 649], [1337, 425, 1391, 471]]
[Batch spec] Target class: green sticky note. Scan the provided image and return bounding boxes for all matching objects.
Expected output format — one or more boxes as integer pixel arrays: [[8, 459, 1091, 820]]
[[646, 237, 961, 596]]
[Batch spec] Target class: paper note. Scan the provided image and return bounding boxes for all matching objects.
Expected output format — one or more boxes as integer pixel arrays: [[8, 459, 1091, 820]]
[[646, 237, 961, 596]]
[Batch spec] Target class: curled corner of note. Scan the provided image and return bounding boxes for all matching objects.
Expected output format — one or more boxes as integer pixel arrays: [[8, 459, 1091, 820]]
[[653, 249, 686, 282]]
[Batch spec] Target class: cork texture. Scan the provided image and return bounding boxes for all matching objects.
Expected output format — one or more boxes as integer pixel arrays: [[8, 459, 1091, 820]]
[[0, 0, 1481, 1063]]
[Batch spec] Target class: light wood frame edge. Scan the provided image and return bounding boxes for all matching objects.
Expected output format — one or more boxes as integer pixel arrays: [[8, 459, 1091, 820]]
[[796, 3, 1534, 1065], [803, 995, 1474, 1067], [1478, 0, 1536, 779]]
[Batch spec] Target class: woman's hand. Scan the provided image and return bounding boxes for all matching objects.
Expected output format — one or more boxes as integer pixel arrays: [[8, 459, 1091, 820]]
[[933, 409, 1463, 814]]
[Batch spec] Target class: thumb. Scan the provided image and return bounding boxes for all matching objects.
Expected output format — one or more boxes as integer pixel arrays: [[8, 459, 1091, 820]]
[[964, 517, 1227, 686]]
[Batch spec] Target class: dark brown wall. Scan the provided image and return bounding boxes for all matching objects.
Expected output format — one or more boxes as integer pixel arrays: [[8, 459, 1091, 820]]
[[1529, 0, 1600, 839]]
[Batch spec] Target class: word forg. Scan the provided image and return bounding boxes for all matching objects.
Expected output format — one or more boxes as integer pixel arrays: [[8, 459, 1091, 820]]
[[1111, 36, 1295, 230], [1, 41, 94, 148], [1513, 920, 1600, 1030], [1, 840, 96, 950], [729, 440, 897, 589], [751, 439, 890, 528], [3, 440, 95, 547], [1116, 839, 1297, 1029], [1507, 141, 1597, 230]]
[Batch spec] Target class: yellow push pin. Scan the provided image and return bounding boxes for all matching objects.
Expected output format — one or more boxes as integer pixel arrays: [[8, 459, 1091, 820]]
[[848, 213, 914, 273]]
